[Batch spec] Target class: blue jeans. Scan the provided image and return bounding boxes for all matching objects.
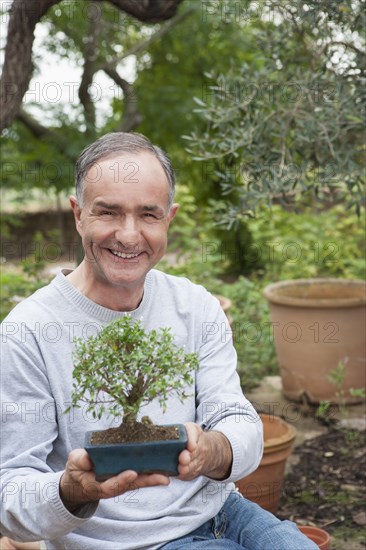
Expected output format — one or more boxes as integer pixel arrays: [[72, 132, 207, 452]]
[[161, 491, 318, 550]]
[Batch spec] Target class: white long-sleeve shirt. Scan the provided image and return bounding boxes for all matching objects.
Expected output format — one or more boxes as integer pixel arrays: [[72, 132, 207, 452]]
[[0, 268, 263, 549]]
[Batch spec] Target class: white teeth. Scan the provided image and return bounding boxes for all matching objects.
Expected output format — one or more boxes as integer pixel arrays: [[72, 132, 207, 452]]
[[111, 250, 139, 259]]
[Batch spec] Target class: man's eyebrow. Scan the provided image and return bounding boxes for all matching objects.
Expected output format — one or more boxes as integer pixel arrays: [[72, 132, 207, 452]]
[[140, 205, 165, 212], [93, 200, 120, 209], [93, 201, 166, 213]]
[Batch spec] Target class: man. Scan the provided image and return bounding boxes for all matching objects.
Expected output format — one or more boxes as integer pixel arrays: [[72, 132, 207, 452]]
[[1, 133, 317, 549]]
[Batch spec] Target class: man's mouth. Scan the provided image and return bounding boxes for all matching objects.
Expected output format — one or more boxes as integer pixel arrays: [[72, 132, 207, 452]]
[[109, 249, 140, 259]]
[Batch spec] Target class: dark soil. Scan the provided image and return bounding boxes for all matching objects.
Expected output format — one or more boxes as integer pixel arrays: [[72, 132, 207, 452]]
[[277, 426, 366, 548], [91, 420, 180, 445]]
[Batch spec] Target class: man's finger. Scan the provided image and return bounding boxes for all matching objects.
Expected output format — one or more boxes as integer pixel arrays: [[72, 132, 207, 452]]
[[68, 448, 94, 471], [101, 470, 138, 494], [184, 422, 200, 452], [133, 473, 170, 488], [101, 471, 170, 496]]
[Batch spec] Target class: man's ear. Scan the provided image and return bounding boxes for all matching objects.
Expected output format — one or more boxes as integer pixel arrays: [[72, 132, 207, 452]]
[[167, 203, 180, 224], [69, 195, 83, 236]]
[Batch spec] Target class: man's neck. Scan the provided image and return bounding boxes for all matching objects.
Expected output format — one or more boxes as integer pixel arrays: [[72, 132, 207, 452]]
[[66, 264, 145, 312]]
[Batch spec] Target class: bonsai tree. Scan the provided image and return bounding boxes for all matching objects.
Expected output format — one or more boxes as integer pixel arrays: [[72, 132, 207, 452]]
[[67, 315, 199, 437]]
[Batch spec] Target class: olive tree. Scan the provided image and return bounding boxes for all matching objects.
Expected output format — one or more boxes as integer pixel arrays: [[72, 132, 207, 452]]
[[185, 0, 365, 223]]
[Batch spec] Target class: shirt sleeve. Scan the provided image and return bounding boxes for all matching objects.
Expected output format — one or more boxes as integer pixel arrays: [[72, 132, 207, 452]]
[[0, 331, 97, 541], [195, 292, 264, 482]]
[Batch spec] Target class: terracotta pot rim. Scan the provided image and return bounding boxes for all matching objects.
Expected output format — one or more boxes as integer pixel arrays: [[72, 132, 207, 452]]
[[264, 278, 366, 308], [215, 294, 232, 311], [298, 525, 331, 548], [260, 414, 297, 450]]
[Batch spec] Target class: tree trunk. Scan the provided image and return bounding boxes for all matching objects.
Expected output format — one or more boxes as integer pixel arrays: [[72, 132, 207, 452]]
[[0, 0, 61, 131], [0, 0, 184, 131], [107, 0, 185, 23]]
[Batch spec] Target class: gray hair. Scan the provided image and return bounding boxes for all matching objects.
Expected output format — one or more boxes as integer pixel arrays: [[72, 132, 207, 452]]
[[75, 132, 176, 209]]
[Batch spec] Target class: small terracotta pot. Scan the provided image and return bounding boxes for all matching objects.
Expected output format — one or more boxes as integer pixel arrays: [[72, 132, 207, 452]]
[[264, 278, 366, 404], [216, 294, 233, 327], [298, 525, 331, 549], [235, 414, 296, 513]]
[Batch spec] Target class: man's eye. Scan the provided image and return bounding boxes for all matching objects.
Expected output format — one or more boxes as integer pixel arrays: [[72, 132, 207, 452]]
[[100, 211, 113, 216], [143, 213, 157, 219]]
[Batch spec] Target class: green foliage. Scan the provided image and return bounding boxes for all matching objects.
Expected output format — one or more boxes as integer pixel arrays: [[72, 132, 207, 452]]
[[0, 120, 80, 196], [316, 400, 332, 421], [349, 387, 366, 399], [216, 277, 278, 390], [160, 188, 365, 389], [68, 316, 199, 424], [326, 360, 366, 418], [20, 231, 47, 279], [136, 0, 257, 154], [157, 184, 224, 286], [327, 360, 349, 417], [247, 204, 366, 280], [315, 361, 366, 420], [0, 212, 23, 238], [158, 184, 260, 282], [160, 197, 278, 388], [185, 0, 365, 220], [0, 269, 48, 322], [0, 231, 53, 321], [0, 1, 160, 197], [136, 1, 268, 274]]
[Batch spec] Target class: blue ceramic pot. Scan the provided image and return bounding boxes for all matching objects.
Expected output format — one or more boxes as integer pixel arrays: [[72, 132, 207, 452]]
[[85, 424, 187, 481]]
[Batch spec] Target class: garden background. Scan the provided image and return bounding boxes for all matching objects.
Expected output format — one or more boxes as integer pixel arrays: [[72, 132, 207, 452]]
[[0, 1, 365, 548]]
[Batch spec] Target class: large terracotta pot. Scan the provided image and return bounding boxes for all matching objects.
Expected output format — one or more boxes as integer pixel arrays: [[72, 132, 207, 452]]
[[216, 294, 233, 327], [264, 278, 366, 404], [298, 526, 331, 549], [235, 414, 296, 513]]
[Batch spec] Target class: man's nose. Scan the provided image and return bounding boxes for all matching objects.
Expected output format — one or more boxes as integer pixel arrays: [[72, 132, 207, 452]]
[[114, 216, 139, 246]]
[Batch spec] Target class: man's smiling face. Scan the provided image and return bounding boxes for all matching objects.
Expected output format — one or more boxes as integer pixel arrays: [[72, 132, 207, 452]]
[[71, 151, 178, 301]]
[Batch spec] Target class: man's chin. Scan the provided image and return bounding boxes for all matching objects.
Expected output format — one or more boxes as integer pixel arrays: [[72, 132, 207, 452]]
[[102, 268, 147, 288]]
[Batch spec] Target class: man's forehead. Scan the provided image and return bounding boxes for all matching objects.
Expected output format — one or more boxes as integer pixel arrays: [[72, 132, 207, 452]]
[[82, 151, 170, 207], [87, 151, 160, 173], [84, 152, 169, 191]]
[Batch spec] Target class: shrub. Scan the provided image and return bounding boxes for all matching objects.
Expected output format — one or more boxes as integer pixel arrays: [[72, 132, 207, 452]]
[[67, 316, 199, 427]]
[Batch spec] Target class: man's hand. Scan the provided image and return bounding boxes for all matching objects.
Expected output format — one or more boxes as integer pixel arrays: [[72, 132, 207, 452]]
[[177, 422, 233, 481], [60, 449, 170, 513], [0, 537, 40, 549]]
